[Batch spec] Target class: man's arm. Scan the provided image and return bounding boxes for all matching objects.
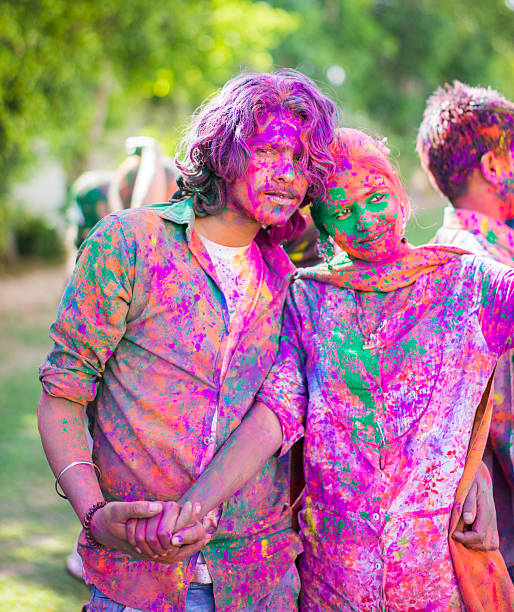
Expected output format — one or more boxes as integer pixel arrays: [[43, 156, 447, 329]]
[[126, 401, 283, 553], [37, 390, 166, 554], [38, 390, 208, 560], [452, 460, 499, 551]]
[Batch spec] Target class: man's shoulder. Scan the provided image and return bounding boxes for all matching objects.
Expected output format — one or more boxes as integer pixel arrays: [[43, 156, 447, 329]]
[[101, 204, 186, 240], [433, 226, 488, 257]]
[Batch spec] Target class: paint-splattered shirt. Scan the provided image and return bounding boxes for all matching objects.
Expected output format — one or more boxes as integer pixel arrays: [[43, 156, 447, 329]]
[[434, 206, 514, 569], [257, 254, 514, 611], [39, 198, 301, 611]]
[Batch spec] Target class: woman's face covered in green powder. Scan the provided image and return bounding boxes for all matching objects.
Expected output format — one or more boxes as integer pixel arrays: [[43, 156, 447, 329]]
[[317, 164, 407, 262]]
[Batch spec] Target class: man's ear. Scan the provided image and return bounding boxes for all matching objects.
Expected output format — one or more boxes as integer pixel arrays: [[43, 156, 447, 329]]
[[480, 150, 508, 186]]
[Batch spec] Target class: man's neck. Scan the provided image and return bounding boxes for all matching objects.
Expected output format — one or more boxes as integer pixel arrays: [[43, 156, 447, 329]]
[[194, 207, 260, 247], [452, 178, 506, 223]]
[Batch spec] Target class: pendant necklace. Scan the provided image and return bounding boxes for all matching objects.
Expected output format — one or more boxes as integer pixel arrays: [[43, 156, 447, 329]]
[[354, 290, 386, 351]]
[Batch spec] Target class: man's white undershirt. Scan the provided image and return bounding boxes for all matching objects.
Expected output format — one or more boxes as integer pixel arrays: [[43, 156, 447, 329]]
[[193, 232, 261, 583], [198, 233, 257, 322]]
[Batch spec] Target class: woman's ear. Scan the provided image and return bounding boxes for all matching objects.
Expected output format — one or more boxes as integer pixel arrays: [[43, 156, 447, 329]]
[[310, 203, 329, 241]]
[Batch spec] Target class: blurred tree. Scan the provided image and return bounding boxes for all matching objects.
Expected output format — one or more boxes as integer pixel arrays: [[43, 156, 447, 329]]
[[0, 0, 297, 196], [270, 0, 514, 141]]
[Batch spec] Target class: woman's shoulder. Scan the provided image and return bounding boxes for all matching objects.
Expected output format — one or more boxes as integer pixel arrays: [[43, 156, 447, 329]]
[[428, 253, 513, 308]]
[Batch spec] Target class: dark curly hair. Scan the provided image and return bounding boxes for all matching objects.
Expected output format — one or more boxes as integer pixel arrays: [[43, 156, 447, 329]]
[[172, 69, 338, 245]]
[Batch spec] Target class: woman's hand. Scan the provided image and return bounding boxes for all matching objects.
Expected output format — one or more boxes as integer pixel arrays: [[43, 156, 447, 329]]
[[125, 501, 210, 560], [452, 461, 499, 551]]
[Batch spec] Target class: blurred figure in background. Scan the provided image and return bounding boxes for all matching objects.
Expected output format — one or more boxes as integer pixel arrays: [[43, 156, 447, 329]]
[[69, 171, 115, 251], [418, 80, 514, 581]]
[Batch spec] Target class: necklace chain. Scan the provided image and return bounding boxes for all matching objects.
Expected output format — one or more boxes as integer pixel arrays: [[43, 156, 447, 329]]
[[354, 290, 387, 351]]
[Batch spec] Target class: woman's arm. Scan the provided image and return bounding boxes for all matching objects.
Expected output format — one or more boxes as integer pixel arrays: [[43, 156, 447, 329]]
[[178, 401, 283, 520], [124, 401, 283, 554]]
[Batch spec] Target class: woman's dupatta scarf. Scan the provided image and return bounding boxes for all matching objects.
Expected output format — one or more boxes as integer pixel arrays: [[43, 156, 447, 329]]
[[298, 244, 467, 291], [449, 373, 514, 611], [296, 244, 514, 610]]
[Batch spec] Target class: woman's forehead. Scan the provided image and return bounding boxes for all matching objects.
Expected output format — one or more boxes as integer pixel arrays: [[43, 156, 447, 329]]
[[329, 165, 390, 191]]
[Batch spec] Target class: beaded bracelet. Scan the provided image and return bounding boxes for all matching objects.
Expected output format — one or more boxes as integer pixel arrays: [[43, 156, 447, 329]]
[[83, 501, 108, 548]]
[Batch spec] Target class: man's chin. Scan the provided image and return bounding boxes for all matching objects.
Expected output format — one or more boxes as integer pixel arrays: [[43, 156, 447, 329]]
[[255, 210, 296, 229]]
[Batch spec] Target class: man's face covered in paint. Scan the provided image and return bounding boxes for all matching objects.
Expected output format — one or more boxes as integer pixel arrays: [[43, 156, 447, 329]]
[[318, 165, 407, 262], [225, 110, 309, 227]]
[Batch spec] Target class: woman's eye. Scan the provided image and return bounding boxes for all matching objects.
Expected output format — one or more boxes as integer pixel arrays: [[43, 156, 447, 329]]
[[369, 193, 386, 203], [336, 207, 352, 219]]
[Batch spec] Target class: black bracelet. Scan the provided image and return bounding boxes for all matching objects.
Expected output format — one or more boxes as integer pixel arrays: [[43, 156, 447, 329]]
[[83, 501, 107, 548]]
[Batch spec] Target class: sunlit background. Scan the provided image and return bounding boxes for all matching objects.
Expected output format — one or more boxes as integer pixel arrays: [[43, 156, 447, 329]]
[[0, 1, 513, 609]]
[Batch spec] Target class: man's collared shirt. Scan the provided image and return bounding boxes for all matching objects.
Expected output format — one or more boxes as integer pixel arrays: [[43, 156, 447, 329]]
[[40, 198, 301, 611]]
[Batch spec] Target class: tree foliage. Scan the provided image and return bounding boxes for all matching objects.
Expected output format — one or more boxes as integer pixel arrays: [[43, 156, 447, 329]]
[[0, 0, 297, 195], [1, 0, 512, 200], [270, 0, 514, 141]]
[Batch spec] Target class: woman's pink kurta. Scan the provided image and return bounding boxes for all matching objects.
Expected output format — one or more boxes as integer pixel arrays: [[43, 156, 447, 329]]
[[258, 254, 514, 611]]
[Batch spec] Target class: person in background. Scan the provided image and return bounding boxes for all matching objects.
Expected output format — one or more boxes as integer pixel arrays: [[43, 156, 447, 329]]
[[418, 81, 514, 581]]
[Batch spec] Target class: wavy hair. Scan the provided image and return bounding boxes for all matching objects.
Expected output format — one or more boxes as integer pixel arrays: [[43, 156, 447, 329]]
[[311, 128, 409, 239], [173, 69, 338, 245], [416, 81, 514, 201]]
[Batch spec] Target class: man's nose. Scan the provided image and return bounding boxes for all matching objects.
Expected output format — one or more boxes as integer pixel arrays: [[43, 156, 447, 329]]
[[274, 154, 296, 183]]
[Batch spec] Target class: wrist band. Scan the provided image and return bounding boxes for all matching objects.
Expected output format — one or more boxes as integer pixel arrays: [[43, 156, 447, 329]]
[[83, 501, 108, 548], [55, 461, 101, 499]]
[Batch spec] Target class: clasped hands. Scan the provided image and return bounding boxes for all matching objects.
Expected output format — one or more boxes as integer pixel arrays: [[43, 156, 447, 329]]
[[89, 462, 498, 562], [90, 500, 212, 563]]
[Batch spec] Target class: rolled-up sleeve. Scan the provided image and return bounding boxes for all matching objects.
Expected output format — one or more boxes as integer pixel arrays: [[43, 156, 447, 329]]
[[257, 287, 308, 455], [39, 214, 133, 405]]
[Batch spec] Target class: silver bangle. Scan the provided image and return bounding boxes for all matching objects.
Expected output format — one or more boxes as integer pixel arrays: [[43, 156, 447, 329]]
[[55, 461, 101, 499]]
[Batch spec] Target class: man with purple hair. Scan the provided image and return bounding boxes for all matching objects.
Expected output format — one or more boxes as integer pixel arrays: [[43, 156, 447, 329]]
[[417, 80, 514, 580], [37, 69, 337, 611]]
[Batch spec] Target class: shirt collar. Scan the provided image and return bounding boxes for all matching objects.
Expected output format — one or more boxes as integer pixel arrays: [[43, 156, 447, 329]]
[[155, 197, 196, 241], [152, 196, 296, 283]]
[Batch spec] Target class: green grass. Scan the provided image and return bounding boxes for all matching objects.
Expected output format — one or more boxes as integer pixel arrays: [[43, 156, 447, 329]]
[[0, 310, 91, 611]]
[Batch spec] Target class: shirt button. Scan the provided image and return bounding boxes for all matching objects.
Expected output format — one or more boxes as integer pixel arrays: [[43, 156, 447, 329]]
[[372, 513, 380, 521], [374, 561, 381, 570]]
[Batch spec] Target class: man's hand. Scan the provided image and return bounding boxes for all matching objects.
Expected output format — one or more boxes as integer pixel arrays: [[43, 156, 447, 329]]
[[452, 461, 499, 551], [90, 500, 163, 557], [125, 501, 210, 560]]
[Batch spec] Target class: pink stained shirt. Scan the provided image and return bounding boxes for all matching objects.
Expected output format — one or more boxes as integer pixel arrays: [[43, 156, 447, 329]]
[[257, 254, 514, 611], [434, 207, 514, 570], [39, 198, 301, 611]]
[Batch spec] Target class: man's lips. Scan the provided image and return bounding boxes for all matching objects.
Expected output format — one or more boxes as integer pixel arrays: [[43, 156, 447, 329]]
[[264, 190, 299, 205]]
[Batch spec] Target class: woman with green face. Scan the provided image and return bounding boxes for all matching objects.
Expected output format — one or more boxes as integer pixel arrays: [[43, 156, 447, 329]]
[[252, 128, 514, 610], [160, 128, 514, 610]]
